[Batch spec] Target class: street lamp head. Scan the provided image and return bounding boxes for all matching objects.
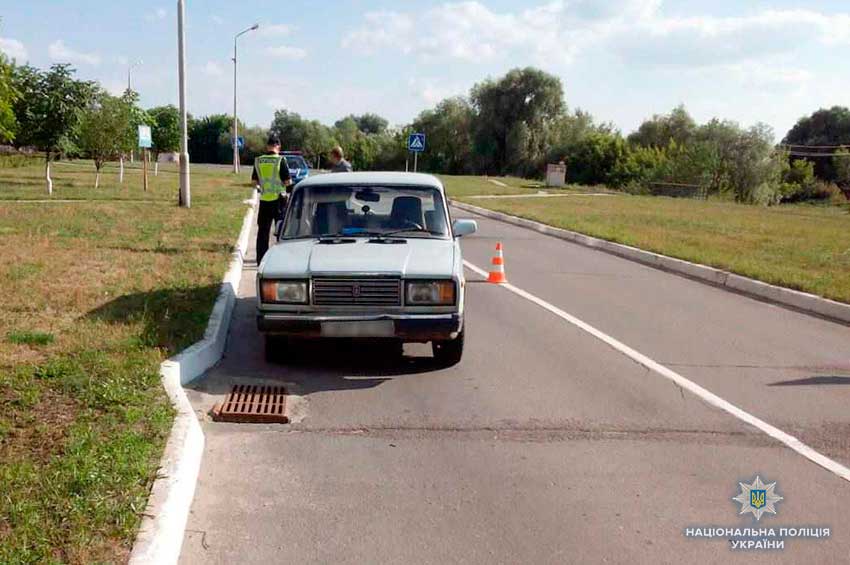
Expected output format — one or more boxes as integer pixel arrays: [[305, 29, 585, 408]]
[[251, 23, 259, 31]]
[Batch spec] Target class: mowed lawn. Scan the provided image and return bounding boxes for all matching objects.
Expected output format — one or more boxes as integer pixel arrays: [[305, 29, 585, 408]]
[[450, 181, 850, 304], [0, 160, 249, 563]]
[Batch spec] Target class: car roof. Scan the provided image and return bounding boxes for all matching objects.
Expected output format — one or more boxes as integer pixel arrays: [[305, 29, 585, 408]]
[[296, 172, 444, 190]]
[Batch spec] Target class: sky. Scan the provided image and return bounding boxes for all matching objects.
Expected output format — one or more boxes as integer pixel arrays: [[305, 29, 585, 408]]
[[2, 1, 850, 140]]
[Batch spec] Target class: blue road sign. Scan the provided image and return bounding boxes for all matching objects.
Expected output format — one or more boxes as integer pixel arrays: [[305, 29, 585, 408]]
[[408, 133, 425, 153], [231, 136, 245, 149], [138, 125, 152, 148]]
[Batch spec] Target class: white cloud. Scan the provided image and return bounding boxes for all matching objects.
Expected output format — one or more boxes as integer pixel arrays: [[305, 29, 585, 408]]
[[202, 60, 224, 76], [343, 2, 850, 70], [265, 45, 307, 60], [259, 24, 293, 37], [0, 37, 27, 61], [407, 77, 467, 106], [342, 11, 414, 54], [48, 40, 101, 66], [211, 15, 224, 25]]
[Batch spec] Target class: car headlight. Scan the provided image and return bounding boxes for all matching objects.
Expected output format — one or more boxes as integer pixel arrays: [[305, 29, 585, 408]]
[[260, 280, 308, 304], [406, 280, 456, 305]]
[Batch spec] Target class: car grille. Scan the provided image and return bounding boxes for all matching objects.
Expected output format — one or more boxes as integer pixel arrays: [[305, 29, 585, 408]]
[[312, 277, 402, 306]]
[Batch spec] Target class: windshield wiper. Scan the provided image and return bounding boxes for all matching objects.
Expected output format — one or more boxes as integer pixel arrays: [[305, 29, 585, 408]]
[[373, 227, 440, 238], [316, 233, 356, 243]]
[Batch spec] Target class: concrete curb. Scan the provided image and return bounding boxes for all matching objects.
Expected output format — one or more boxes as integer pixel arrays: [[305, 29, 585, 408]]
[[451, 199, 850, 326], [128, 192, 258, 565]]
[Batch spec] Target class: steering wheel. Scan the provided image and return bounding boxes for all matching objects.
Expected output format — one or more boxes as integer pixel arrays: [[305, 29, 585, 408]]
[[400, 219, 425, 231]]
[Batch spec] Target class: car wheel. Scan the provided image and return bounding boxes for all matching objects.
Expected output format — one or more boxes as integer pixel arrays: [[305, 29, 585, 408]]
[[264, 335, 289, 364], [432, 329, 464, 367]]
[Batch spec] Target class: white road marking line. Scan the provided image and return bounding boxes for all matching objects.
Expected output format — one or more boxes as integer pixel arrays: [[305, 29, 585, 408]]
[[463, 260, 850, 483]]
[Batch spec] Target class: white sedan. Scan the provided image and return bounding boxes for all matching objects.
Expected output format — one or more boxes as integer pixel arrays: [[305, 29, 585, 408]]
[[256, 172, 477, 366]]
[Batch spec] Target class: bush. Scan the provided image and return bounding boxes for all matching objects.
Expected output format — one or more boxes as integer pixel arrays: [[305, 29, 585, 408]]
[[779, 158, 819, 202]]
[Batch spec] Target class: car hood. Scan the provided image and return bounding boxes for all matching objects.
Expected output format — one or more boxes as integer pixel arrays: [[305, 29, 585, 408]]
[[261, 238, 456, 278]]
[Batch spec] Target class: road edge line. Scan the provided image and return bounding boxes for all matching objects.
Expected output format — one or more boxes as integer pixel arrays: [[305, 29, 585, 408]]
[[451, 199, 850, 326], [463, 259, 850, 483], [128, 191, 258, 565]]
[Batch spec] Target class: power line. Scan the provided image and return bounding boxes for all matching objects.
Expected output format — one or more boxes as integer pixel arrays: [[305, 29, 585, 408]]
[[779, 144, 850, 149]]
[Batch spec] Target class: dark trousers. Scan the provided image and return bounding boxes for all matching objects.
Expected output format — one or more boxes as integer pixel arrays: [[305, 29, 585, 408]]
[[256, 197, 285, 264]]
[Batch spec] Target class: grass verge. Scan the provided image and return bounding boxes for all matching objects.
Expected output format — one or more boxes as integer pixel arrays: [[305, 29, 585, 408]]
[[454, 187, 850, 304], [0, 161, 249, 563]]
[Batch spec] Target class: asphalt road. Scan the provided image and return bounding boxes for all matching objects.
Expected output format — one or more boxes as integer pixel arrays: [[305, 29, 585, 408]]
[[180, 208, 850, 564]]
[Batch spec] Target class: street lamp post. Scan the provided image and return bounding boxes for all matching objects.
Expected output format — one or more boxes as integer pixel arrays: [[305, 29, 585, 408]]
[[177, 0, 190, 208], [232, 23, 259, 174], [127, 59, 143, 92], [127, 59, 142, 163]]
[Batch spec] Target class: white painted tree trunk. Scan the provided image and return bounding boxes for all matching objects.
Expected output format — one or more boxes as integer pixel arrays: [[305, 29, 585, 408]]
[[119, 157, 125, 183], [154, 161, 159, 176], [95, 170, 100, 189], [45, 157, 53, 195]]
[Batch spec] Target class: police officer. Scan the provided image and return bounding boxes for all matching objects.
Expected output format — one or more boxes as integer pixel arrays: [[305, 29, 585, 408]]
[[252, 135, 292, 263]]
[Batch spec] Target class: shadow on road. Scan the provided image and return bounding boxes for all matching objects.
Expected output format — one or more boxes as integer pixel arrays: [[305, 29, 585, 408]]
[[184, 297, 447, 400], [768, 376, 850, 387]]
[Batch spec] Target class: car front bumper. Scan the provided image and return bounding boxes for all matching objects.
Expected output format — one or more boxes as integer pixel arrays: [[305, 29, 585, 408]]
[[257, 312, 462, 341]]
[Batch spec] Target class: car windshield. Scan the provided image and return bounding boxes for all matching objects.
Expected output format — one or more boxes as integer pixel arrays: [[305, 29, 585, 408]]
[[285, 155, 308, 170], [282, 184, 450, 239]]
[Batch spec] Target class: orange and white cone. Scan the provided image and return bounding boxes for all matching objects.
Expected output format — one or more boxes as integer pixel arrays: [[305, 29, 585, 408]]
[[487, 242, 507, 284]]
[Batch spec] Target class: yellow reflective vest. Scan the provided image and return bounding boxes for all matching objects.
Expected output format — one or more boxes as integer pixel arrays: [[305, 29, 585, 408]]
[[255, 154, 286, 202]]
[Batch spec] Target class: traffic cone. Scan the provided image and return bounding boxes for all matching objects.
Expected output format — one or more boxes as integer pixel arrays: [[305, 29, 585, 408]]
[[487, 242, 507, 284]]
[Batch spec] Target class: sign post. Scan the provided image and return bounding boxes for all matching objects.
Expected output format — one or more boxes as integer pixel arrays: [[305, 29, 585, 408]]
[[407, 133, 426, 172], [138, 125, 153, 192]]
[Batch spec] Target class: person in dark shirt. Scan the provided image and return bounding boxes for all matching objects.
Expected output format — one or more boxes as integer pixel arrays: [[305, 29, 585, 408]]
[[329, 145, 353, 172], [252, 135, 292, 263]]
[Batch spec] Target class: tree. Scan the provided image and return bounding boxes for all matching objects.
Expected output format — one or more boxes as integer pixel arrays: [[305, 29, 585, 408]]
[[270, 109, 309, 151], [12, 64, 96, 193], [566, 131, 631, 186], [148, 105, 180, 173], [628, 105, 697, 148], [0, 52, 19, 143], [302, 120, 334, 167], [188, 114, 231, 164], [783, 107, 850, 180], [470, 67, 565, 174], [336, 113, 388, 135], [410, 97, 474, 174], [834, 148, 850, 197], [78, 91, 133, 188]]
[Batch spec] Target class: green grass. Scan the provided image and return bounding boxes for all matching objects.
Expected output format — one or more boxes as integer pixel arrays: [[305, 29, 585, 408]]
[[6, 332, 54, 346], [440, 174, 608, 198], [456, 186, 850, 304], [0, 161, 250, 563]]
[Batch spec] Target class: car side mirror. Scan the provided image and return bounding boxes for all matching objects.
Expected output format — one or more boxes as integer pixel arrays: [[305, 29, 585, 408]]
[[452, 219, 477, 238]]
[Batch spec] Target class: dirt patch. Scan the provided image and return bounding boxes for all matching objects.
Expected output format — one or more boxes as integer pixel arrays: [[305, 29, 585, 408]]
[[0, 385, 78, 463]]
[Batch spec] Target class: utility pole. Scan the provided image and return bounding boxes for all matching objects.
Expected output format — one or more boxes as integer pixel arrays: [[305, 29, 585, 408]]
[[233, 23, 259, 174], [177, 0, 190, 208]]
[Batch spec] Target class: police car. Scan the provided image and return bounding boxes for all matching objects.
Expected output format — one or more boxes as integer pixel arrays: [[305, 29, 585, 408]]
[[283, 151, 310, 186]]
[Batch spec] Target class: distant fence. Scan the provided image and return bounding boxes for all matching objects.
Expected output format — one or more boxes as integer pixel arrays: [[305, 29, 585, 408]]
[[648, 182, 707, 200]]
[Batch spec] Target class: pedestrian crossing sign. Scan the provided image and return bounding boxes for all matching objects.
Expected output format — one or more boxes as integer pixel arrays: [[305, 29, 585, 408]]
[[408, 133, 426, 152]]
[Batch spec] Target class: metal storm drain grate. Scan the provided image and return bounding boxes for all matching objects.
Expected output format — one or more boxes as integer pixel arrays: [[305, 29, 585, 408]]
[[212, 384, 289, 424]]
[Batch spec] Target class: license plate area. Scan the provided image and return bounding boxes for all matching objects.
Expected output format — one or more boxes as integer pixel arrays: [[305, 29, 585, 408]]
[[321, 320, 395, 338]]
